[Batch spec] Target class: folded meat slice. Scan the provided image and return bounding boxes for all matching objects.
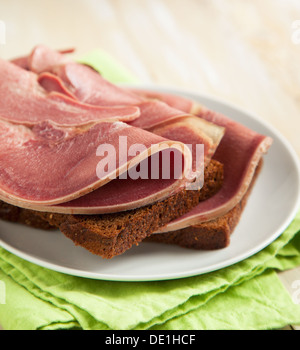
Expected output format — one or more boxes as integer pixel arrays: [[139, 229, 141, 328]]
[[0, 119, 192, 213], [36, 152, 188, 215], [137, 91, 273, 232], [0, 59, 140, 126]]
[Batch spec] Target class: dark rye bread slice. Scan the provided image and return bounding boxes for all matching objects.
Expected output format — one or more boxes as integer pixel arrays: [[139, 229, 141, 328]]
[[32, 160, 223, 259], [145, 159, 263, 250], [0, 201, 55, 230]]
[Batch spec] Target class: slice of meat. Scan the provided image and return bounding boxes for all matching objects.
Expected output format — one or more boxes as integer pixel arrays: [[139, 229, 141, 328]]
[[128, 88, 197, 115], [0, 119, 192, 213], [10, 47, 75, 70], [132, 91, 273, 231], [0, 59, 140, 126], [37, 72, 78, 99], [33, 149, 189, 215]]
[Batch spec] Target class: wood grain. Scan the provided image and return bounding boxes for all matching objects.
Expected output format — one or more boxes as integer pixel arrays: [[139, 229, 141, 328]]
[[0, 0, 299, 330]]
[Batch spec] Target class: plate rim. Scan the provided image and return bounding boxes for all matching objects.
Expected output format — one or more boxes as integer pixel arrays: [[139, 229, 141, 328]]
[[1, 84, 300, 282]]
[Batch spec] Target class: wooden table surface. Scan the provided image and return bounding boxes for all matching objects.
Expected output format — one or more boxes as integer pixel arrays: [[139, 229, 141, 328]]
[[0, 0, 300, 330]]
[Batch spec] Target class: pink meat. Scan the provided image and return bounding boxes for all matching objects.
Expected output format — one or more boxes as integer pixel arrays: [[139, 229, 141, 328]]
[[0, 119, 191, 212], [26, 47, 193, 126], [141, 92, 273, 231], [35, 148, 187, 214], [0, 59, 140, 126], [129, 88, 195, 115], [14, 45, 223, 136]]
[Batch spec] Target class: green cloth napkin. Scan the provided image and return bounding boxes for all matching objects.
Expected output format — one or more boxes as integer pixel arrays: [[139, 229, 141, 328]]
[[78, 49, 140, 84], [0, 49, 300, 330]]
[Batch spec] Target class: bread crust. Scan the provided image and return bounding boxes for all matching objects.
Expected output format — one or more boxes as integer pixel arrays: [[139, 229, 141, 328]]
[[145, 159, 263, 250]]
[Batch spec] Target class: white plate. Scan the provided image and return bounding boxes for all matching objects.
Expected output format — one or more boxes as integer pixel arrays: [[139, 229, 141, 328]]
[[1, 86, 300, 281]]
